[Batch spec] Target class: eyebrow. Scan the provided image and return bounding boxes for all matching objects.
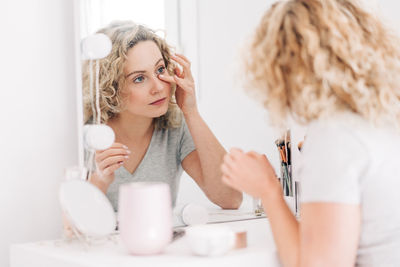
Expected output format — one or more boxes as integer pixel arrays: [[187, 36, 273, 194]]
[[125, 58, 164, 78]]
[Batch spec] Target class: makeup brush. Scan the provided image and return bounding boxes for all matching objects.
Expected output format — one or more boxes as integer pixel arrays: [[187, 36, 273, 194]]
[[298, 141, 303, 152]]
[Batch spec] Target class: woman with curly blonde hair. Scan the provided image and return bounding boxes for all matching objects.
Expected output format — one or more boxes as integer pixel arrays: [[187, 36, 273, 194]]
[[222, 0, 400, 266], [83, 21, 242, 211]]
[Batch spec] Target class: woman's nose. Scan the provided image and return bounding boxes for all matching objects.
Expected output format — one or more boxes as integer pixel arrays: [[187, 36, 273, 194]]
[[150, 76, 165, 94]]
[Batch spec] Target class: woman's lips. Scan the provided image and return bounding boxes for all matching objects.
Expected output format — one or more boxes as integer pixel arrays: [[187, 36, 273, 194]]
[[150, 97, 166, 105]]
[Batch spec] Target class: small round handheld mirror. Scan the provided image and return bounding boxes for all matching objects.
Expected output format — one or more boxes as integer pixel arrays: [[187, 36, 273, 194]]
[[60, 179, 116, 237]]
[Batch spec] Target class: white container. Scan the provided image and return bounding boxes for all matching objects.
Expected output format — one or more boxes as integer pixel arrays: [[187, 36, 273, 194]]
[[185, 224, 235, 256], [118, 182, 172, 255]]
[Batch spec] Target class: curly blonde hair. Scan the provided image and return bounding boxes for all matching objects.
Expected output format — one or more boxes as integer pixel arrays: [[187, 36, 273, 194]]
[[244, 0, 400, 129], [82, 21, 181, 129]]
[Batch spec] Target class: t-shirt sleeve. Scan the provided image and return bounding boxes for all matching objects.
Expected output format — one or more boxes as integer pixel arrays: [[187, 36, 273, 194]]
[[178, 119, 196, 162], [297, 124, 369, 204]]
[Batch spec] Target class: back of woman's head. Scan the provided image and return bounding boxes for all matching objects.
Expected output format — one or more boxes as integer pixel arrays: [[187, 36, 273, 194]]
[[82, 21, 181, 128], [245, 0, 400, 129]]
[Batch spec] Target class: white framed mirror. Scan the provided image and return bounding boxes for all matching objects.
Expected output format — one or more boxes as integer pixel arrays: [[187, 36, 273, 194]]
[[76, 0, 284, 221]]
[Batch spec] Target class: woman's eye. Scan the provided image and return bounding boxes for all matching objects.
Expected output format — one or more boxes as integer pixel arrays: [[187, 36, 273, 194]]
[[157, 66, 166, 74], [133, 76, 144, 83]]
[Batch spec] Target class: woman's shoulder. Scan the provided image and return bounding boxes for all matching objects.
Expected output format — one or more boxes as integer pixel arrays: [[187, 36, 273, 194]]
[[306, 112, 399, 153], [303, 113, 369, 158]]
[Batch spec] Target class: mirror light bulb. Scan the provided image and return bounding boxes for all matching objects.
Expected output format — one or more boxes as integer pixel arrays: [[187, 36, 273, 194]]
[[83, 124, 115, 151], [81, 33, 112, 60]]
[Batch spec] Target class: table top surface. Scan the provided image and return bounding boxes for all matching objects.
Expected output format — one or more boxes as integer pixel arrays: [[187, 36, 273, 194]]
[[11, 217, 280, 267]]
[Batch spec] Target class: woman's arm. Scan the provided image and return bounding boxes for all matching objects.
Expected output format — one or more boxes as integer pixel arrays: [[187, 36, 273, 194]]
[[159, 53, 242, 209], [221, 149, 361, 267], [262, 198, 360, 267], [261, 194, 300, 267], [298, 203, 360, 267], [182, 110, 243, 209]]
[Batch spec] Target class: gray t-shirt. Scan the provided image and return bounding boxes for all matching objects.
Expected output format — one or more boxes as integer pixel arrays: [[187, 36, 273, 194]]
[[106, 120, 196, 211]]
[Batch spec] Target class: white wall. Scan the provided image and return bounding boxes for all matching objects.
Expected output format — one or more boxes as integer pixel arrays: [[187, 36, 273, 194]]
[[366, 0, 400, 31], [0, 0, 79, 266]]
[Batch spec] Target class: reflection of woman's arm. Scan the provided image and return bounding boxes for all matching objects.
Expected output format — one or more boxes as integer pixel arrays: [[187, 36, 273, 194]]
[[183, 110, 243, 209], [159, 54, 242, 209]]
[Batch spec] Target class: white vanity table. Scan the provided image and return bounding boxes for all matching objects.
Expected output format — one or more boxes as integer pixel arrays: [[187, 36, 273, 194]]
[[10, 215, 280, 267]]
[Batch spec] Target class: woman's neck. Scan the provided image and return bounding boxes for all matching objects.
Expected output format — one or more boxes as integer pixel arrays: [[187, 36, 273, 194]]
[[108, 113, 154, 143]]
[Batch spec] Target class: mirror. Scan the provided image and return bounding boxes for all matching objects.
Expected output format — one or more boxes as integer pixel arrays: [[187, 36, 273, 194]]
[[78, 0, 282, 222]]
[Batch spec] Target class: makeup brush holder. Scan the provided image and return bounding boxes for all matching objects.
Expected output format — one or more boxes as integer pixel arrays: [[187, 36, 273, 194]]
[[275, 129, 300, 218], [279, 176, 300, 218], [280, 163, 293, 197]]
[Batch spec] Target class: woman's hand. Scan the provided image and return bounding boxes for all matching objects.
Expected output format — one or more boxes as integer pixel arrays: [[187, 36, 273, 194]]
[[92, 142, 130, 186], [221, 148, 282, 200], [158, 53, 197, 115]]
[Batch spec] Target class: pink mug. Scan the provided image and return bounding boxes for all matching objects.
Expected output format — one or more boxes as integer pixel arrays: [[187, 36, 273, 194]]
[[118, 182, 172, 255]]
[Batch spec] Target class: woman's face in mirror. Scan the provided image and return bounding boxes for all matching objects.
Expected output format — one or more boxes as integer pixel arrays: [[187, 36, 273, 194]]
[[121, 40, 172, 118]]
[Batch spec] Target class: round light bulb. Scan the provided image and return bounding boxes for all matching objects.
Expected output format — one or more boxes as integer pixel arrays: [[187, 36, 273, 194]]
[[83, 124, 115, 151], [81, 33, 112, 60]]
